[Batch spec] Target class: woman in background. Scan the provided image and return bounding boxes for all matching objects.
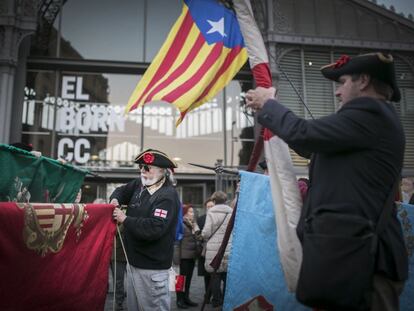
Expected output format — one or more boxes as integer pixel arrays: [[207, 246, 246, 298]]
[[202, 191, 233, 308], [176, 204, 199, 309], [197, 198, 215, 303]]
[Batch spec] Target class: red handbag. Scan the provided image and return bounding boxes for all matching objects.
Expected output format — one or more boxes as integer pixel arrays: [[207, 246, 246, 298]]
[[175, 274, 186, 292]]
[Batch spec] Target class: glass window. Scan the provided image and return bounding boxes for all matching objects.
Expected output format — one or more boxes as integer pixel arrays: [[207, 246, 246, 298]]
[[55, 72, 142, 168], [22, 71, 57, 157], [304, 50, 335, 118], [278, 49, 305, 117], [60, 0, 144, 61], [224, 81, 254, 167], [145, 0, 182, 61], [140, 99, 224, 172], [180, 184, 205, 211]]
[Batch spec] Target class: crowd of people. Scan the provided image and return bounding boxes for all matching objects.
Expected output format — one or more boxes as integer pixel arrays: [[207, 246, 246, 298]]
[[6, 51, 411, 311]]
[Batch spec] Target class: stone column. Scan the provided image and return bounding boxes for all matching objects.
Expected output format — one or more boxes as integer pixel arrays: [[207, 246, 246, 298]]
[[0, 0, 38, 143]]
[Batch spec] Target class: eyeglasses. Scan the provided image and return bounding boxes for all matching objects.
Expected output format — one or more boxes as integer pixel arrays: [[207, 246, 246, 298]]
[[139, 164, 151, 172]]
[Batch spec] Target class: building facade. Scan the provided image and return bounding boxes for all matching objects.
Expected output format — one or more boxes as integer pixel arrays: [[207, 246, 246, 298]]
[[1, 0, 414, 206]]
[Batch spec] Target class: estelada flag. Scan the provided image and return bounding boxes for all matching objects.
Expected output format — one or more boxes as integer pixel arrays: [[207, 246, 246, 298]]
[[0, 203, 116, 311], [125, 0, 248, 125]]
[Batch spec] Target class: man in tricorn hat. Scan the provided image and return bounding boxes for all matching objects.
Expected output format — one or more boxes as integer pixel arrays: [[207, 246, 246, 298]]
[[246, 53, 407, 310], [111, 149, 180, 311]]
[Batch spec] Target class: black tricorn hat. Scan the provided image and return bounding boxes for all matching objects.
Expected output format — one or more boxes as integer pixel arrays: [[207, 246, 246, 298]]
[[134, 149, 177, 168], [321, 53, 401, 102]]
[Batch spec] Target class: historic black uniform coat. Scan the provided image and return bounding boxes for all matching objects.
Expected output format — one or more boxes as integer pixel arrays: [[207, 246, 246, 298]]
[[258, 96, 408, 281], [110, 178, 179, 270]]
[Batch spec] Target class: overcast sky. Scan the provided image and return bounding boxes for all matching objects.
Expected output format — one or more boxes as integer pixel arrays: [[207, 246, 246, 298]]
[[378, 0, 414, 16]]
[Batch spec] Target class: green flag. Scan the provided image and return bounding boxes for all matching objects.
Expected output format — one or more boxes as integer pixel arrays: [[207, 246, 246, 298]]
[[0, 144, 87, 203]]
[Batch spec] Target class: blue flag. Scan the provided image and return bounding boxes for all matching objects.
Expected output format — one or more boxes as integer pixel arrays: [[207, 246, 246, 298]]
[[225, 171, 307, 310], [399, 203, 414, 310], [225, 171, 414, 310]]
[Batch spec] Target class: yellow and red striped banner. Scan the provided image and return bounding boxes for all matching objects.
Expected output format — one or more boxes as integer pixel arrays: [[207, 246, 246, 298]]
[[126, 0, 248, 125]]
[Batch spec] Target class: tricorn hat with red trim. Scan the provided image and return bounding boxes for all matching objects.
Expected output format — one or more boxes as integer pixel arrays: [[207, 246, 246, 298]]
[[134, 149, 177, 168], [321, 52, 401, 102]]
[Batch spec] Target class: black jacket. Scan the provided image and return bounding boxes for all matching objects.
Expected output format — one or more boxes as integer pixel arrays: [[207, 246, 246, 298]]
[[110, 178, 179, 269], [197, 214, 206, 230], [258, 96, 408, 281]]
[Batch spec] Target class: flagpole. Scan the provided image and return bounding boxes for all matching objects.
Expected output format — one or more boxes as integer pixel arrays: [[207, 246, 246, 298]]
[[223, 88, 228, 166], [140, 0, 148, 152]]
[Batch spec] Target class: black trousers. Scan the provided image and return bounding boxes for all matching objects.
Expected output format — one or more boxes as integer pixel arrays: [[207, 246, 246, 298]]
[[325, 274, 405, 311], [370, 274, 405, 311], [110, 260, 127, 307], [210, 272, 227, 306], [177, 258, 196, 301], [197, 256, 212, 301], [204, 273, 211, 301]]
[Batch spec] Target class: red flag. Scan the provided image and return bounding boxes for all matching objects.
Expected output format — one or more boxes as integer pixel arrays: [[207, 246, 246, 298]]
[[0, 203, 116, 311]]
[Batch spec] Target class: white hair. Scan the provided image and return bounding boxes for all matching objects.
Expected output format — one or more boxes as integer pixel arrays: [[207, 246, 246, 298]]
[[166, 168, 177, 186]]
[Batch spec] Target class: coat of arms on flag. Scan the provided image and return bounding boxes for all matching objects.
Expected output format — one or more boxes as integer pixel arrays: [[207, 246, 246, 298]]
[[20, 203, 88, 256], [125, 0, 248, 125], [0, 203, 115, 310]]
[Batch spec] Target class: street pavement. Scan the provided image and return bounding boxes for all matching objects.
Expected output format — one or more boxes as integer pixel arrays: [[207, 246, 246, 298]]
[[105, 264, 220, 311]]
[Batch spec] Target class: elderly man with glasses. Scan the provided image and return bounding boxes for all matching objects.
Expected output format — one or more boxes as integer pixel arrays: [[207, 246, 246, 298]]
[[111, 149, 180, 311]]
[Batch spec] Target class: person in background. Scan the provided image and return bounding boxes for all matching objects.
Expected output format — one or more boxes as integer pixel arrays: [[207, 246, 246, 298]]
[[10, 142, 42, 157], [297, 177, 309, 203], [258, 160, 269, 175], [202, 191, 232, 308], [111, 149, 180, 311], [401, 177, 414, 205], [176, 204, 200, 309], [196, 198, 215, 304]]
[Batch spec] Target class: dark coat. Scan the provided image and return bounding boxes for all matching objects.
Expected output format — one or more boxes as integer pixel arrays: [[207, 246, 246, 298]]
[[179, 219, 198, 259], [258, 96, 408, 281], [409, 194, 414, 205], [196, 214, 207, 275], [197, 214, 207, 230], [110, 178, 179, 270]]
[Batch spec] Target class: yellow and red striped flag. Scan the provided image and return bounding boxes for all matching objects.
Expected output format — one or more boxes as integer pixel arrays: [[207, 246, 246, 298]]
[[125, 0, 248, 125]]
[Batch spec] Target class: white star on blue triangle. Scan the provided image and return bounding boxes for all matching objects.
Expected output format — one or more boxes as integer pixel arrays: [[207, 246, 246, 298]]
[[206, 18, 227, 37], [185, 0, 244, 48]]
